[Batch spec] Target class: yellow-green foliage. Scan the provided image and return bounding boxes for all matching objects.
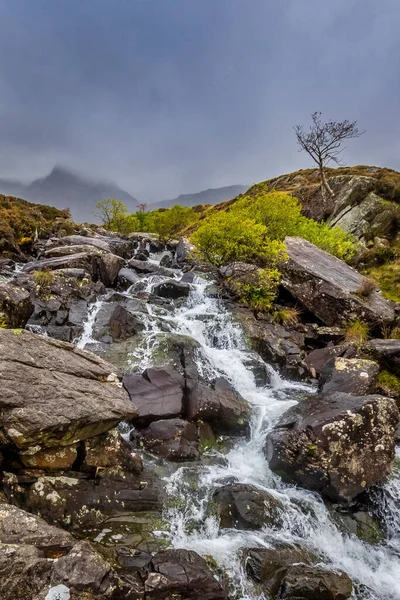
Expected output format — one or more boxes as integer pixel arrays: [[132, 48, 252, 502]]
[[273, 307, 301, 325], [234, 192, 355, 260], [33, 270, 55, 288], [367, 260, 400, 303], [344, 320, 369, 345], [376, 370, 400, 398], [237, 268, 281, 311], [146, 205, 198, 242]]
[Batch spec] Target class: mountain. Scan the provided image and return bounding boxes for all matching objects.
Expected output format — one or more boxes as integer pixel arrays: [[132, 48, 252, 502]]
[[148, 185, 248, 210], [0, 167, 139, 222]]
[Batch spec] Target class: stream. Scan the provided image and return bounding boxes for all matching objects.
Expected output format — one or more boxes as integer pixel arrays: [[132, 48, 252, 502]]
[[77, 254, 400, 600]]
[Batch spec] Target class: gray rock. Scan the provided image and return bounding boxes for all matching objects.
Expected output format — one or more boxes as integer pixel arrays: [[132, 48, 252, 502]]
[[123, 368, 184, 425], [117, 267, 139, 288], [153, 280, 190, 299], [266, 391, 399, 502], [363, 339, 400, 375], [281, 237, 395, 327], [0, 328, 136, 451], [213, 483, 283, 530], [137, 418, 200, 460], [128, 258, 174, 277], [175, 237, 194, 263], [320, 357, 380, 394], [0, 283, 33, 328]]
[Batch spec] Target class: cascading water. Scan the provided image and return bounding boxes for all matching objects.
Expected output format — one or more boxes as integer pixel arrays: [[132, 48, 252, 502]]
[[76, 298, 104, 350], [81, 255, 400, 600]]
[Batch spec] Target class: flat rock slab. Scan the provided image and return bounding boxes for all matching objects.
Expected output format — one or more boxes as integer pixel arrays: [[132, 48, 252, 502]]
[[0, 329, 137, 451], [281, 237, 395, 326]]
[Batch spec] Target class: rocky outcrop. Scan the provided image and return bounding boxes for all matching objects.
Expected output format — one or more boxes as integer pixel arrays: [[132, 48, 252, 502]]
[[244, 545, 352, 600], [362, 339, 400, 375], [153, 280, 190, 299], [0, 283, 33, 328], [319, 357, 380, 394], [123, 368, 184, 425], [213, 483, 283, 530], [281, 237, 395, 327], [136, 418, 200, 460], [0, 329, 136, 452], [266, 391, 399, 502], [92, 295, 146, 343], [127, 258, 174, 277]]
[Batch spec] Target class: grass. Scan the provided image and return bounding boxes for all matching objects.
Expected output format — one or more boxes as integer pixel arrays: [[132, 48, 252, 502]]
[[366, 260, 400, 303], [355, 277, 377, 297], [273, 307, 302, 325], [33, 270, 55, 288], [376, 371, 400, 398], [344, 320, 369, 345]]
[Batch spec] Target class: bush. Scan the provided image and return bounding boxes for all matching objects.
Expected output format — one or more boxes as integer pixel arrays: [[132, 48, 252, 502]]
[[236, 267, 281, 311], [355, 277, 378, 297], [147, 205, 198, 242]]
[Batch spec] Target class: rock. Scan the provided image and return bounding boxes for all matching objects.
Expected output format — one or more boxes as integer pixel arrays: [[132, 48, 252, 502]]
[[153, 280, 190, 299], [127, 259, 174, 277], [45, 234, 134, 258], [319, 357, 380, 394], [363, 339, 400, 375], [95, 251, 125, 286], [181, 271, 197, 283], [137, 418, 200, 460], [213, 483, 283, 530], [20, 444, 78, 470], [305, 345, 353, 377], [175, 237, 194, 263], [334, 508, 383, 544], [117, 267, 139, 289], [144, 549, 225, 600], [0, 283, 33, 328], [0, 329, 136, 452], [18, 470, 161, 530], [185, 377, 251, 435], [123, 368, 184, 425], [281, 237, 395, 327], [134, 251, 149, 261], [266, 391, 399, 502], [0, 502, 133, 600], [22, 252, 96, 275], [244, 545, 352, 600], [159, 253, 173, 268], [92, 300, 145, 343], [83, 428, 142, 473]]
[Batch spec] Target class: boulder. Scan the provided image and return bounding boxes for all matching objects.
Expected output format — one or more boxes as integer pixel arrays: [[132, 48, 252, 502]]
[[123, 368, 184, 425], [20, 444, 78, 470], [0, 502, 135, 600], [319, 357, 380, 394], [266, 391, 399, 502], [0, 283, 33, 328], [92, 300, 145, 343], [245, 545, 352, 600], [45, 234, 134, 258], [117, 267, 139, 289], [186, 377, 251, 435], [0, 329, 136, 452], [175, 238, 194, 263], [153, 280, 190, 299], [159, 253, 173, 268], [137, 418, 200, 461], [213, 483, 283, 530], [145, 549, 226, 600], [22, 252, 95, 275], [83, 428, 143, 473], [305, 345, 353, 378], [363, 339, 400, 375], [281, 237, 395, 327], [94, 251, 125, 287], [127, 259, 174, 277]]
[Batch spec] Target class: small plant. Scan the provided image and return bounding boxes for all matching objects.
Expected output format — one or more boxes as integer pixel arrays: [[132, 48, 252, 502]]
[[344, 320, 369, 345], [33, 270, 55, 288], [382, 325, 400, 340], [355, 277, 378, 297], [273, 307, 301, 325], [376, 370, 400, 398]]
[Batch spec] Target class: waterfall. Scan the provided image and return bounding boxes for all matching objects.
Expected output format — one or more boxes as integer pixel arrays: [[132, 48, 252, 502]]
[[76, 298, 103, 350]]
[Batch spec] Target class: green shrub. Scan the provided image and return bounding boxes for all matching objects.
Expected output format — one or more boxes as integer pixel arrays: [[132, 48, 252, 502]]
[[236, 267, 281, 311], [273, 307, 302, 325], [33, 270, 55, 288], [147, 205, 197, 242], [344, 320, 369, 345], [376, 370, 400, 398], [367, 260, 400, 302]]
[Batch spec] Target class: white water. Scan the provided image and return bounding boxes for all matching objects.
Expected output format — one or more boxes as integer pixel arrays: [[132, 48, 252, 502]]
[[76, 298, 103, 349], [120, 264, 400, 600]]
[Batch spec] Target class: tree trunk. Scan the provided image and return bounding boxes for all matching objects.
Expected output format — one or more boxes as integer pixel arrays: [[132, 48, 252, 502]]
[[319, 163, 334, 199]]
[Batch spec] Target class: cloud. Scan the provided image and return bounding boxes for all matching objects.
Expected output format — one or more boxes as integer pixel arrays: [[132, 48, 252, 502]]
[[0, 0, 399, 199]]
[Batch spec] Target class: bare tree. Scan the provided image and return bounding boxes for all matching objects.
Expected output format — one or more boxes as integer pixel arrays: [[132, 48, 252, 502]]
[[136, 202, 148, 213], [294, 112, 365, 201]]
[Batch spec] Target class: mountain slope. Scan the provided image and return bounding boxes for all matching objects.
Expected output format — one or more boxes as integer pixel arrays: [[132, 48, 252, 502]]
[[0, 167, 138, 222], [149, 185, 248, 210]]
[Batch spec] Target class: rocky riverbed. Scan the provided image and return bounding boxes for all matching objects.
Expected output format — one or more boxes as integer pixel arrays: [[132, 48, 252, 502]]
[[0, 227, 400, 600]]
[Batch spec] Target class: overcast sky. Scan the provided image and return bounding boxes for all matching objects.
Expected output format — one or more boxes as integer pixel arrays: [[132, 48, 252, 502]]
[[0, 0, 399, 200]]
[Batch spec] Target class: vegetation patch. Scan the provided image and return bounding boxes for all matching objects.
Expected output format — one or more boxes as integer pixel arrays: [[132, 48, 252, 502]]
[[376, 370, 400, 399], [344, 321, 369, 345]]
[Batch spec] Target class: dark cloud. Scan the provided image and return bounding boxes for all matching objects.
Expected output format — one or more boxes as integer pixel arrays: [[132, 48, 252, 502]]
[[0, 0, 399, 199]]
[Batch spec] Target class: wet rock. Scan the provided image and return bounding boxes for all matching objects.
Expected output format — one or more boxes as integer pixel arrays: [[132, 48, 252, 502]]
[[334, 508, 383, 544], [266, 391, 399, 502], [22, 252, 96, 275], [244, 545, 352, 600], [160, 253, 173, 268], [83, 428, 143, 473], [16, 469, 161, 530], [186, 377, 251, 435], [0, 283, 33, 327], [145, 549, 226, 600], [95, 251, 125, 287], [123, 368, 184, 425], [127, 258, 174, 277], [137, 418, 200, 461], [135, 251, 149, 261], [0, 502, 133, 600], [213, 483, 283, 530], [153, 280, 190, 299], [319, 357, 380, 394], [305, 345, 353, 378], [93, 302, 145, 343], [0, 329, 136, 452], [117, 267, 139, 289], [20, 444, 78, 470], [281, 236, 395, 327], [45, 234, 135, 259], [362, 339, 400, 375]]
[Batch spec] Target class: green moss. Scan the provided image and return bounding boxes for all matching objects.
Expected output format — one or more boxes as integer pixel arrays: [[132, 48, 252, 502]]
[[344, 320, 369, 345], [376, 370, 400, 399], [367, 260, 400, 302]]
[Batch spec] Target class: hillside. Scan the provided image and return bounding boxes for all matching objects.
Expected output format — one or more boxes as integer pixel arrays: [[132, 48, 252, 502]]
[[148, 185, 248, 210], [0, 167, 139, 222]]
